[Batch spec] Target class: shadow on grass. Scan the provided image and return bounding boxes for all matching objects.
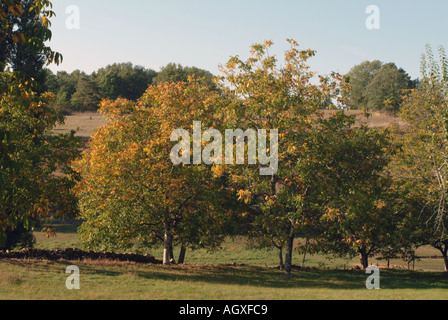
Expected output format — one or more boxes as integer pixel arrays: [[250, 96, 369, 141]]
[[77, 262, 448, 291], [4, 257, 447, 291]]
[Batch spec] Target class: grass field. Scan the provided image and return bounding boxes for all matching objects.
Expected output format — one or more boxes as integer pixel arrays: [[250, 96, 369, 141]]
[[1, 258, 448, 300], [52, 111, 109, 138], [0, 223, 439, 300], [51, 110, 406, 140]]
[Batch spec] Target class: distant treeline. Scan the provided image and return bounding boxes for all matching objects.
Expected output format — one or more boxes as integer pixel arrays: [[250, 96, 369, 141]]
[[43, 62, 216, 112], [43, 59, 417, 114]]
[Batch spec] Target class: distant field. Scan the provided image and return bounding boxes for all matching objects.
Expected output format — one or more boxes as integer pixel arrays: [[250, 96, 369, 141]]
[[52, 110, 405, 140], [52, 112, 109, 138], [328, 110, 406, 128]]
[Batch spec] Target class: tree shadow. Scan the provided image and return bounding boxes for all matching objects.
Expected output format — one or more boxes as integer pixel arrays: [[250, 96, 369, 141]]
[[4, 258, 447, 291], [130, 265, 448, 290]]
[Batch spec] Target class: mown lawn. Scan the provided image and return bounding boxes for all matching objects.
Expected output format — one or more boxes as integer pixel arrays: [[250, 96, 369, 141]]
[[0, 223, 444, 300], [0, 259, 447, 300]]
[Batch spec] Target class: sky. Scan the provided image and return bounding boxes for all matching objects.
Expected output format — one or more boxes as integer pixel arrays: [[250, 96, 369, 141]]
[[48, 0, 448, 80]]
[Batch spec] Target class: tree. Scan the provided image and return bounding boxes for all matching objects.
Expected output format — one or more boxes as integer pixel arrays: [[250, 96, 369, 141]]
[[91, 62, 156, 101], [346, 60, 382, 110], [70, 76, 101, 111], [154, 63, 216, 88], [247, 112, 362, 271], [365, 63, 414, 113], [394, 45, 448, 270], [55, 70, 83, 110], [218, 39, 344, 279], [347, 60, 415, 113], [43, 68, 58, 92], [75, 80, 235, 264], [0, 76, 81, 249], [43, 70, 91, 112], [314, 123, 398, 269], [0, 0, 79, 249], [0, 0, 62, 80], [7, 0, 47, 90]]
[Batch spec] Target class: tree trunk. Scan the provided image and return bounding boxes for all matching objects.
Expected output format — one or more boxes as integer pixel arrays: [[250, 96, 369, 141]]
[[443, 254, 448, 272], [432, 243, 448, 271], [278, 246, 284, 270], [178, 245, 186, 264], [163, 222, 174, 265], [284, 231, 295, 280], [440, 245, 448, 271], [359, 248, 369, 269], [169, 241, 175, 263]]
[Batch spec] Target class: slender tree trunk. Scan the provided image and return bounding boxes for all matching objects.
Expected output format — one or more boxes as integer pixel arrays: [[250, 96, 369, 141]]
[[359, 247, 369, 269], [163, 222, 174, 265], [278, 246, 284, 270], [178, 245, 186, 264], [169, 242, 175, 263], [284, 227, 295, 280], [271, 174, 290, 273]]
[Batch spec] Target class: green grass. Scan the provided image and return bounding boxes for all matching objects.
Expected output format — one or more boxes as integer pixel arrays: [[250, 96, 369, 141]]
[[34, 223, 80, 250], [0, 224, 437, 299], [1, 259, 447, 300]]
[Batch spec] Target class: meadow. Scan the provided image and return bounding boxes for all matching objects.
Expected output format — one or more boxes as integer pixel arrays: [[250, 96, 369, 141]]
[[0, 222, 446, 300], [52, 110, 406, 139], [52, 111, 110, 138]]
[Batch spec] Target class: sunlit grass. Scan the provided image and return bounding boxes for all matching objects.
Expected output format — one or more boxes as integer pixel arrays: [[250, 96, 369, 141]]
[[52, 111, 109, 138], [0, 222, 440, 300], [0, 259, 447, 300]]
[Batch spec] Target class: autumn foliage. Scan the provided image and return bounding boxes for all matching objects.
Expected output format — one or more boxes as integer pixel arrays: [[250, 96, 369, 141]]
[[75, 79, 237, 264]]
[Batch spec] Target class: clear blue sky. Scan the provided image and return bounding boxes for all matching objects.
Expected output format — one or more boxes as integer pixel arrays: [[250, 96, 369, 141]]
[[48, 0, 448, 80]]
